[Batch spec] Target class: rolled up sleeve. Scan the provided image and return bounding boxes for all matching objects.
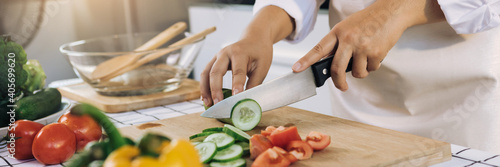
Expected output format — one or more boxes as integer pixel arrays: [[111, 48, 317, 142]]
[[438, 0, 500, 34], [253, 0, 325, 43]]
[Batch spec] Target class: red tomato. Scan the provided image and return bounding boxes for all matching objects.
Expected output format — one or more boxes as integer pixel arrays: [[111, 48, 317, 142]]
[[305, 131, 331, 151], [32, 123, 76, 165], [7, 120, 44, 160], [286, 140, 313, 160], [250, 134, 274, 159], [252, 148, 291, 167], [268, 126, 301, 148], [58, 111, 102, 151], [272, 146, 298, 163], [261, 126, 277, 136]]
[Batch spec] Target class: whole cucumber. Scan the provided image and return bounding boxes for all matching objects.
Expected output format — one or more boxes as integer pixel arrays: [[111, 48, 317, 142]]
[[15, 88, 62, 120]]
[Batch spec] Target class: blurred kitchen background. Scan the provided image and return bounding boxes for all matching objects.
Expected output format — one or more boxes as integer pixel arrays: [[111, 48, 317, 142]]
[[0, 0, 333, 115]]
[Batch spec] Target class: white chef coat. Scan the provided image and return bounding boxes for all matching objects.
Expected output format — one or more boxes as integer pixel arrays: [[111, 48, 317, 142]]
[[254, 0, 500, 154]]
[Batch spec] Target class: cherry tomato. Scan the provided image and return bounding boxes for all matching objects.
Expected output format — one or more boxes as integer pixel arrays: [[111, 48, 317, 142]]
[[305, 131, 331, 151], [252, 148, 291, 167], [58, 111, 102, 151], [32, 123, 76, 165], [268, 126, 301, 148], [250, 134, 273, 159], [7, 120, 44, 160], [286, 140, 313, 160], [272, 146, 298, 163]]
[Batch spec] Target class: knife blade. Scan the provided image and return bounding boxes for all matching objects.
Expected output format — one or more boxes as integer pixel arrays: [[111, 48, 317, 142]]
[[200, 55, 352, 118]]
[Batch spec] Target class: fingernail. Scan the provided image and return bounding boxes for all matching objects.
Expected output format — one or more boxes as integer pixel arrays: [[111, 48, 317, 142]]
[[292, 63, 302, 71], [203, 98, 209, 106], [213, 98, 220, 104], [232, 88, 240, 95]]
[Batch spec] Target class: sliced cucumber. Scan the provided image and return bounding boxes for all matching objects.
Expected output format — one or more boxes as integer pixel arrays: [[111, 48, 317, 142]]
[[190, 131, 217, 142], [195, 142, 217, 164], [203, 127, 224, 133], [230, 99, 262, 131], [209, 158, 246, 167], [212, 144, 243, 162], [203, 133, 235, 150], [223, 124, 251, 142], [235, 141, 249, 157]]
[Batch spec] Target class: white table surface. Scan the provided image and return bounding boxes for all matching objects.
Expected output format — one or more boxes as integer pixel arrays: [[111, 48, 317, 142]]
[[0, 80, 498, 167]]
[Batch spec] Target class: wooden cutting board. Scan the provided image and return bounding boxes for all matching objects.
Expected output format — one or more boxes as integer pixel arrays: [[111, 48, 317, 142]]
[[119, 106, 451, 167], [58, 79, 200, 113]]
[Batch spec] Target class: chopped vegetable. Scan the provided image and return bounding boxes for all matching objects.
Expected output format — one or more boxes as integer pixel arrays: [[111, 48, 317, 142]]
[[268, 126, 302, 148], [286, 140, 314, 160], [203, 127, 224, 133], [223, 124, 251, 142], [230, 98, 262, 131], [195, 142, 217, 163], [209, 158, 246, 167], [203, 133, 235, 150], [212, 144, 243, 162], [190, 131, 218, 142], [249, 134, 273, 160], [252, 148, 291, 167], [305, 131, 331, 151]]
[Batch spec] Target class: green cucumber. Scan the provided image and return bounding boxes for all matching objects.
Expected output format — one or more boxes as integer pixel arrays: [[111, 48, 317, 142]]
[[209, 158, 246, 167], [203, 133, 235, 151], [212, 144, 243, 162], [223, 124, 250, 142], [235, 142, 249, 157], [195, 142, 217, 164], [204, 88, 232, 110], [203, 127, 224, 133], [15, 88, 61, 120], [190, 131, 218, 142], [230, 99, 262, 131]]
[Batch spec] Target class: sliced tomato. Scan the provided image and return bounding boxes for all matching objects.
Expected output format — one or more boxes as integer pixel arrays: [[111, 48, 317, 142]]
[[252, 148, 291, 167], [272, 146, 298, 163], [261, 126, 277, 136], [286, 140, 313, 160], [305, 131, 331, 151], [250, 134, 274, 159], [268, 126, 301, 148]]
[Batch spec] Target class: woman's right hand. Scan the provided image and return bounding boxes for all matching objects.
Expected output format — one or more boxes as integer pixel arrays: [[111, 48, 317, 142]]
[[200, 5, 294, 107], [200, 37, 273, 107]]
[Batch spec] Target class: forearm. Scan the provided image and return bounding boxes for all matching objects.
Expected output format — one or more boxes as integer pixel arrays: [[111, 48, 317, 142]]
[[241, 5, 295, 44]]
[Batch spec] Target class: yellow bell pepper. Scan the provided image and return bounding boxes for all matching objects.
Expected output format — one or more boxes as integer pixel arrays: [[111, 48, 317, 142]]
[[159, 139, 202, 167], [131, 156, 162, 167], [103, 146, 140, 167]]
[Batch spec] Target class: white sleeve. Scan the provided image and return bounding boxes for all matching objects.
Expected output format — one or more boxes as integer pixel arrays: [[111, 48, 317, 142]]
[[437, 0, 500, 34], [253, 0, 325, 43]]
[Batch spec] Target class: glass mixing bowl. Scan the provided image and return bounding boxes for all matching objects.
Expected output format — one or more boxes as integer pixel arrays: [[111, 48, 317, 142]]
[[60, 32, 204, 96]]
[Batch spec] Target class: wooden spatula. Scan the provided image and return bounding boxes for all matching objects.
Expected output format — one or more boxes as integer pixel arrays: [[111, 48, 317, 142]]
[[91, 22, 187, 80], [99, 26, 217, 81]]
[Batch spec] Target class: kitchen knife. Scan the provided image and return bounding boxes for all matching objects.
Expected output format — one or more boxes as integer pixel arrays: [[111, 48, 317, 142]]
[[200, 55, 352, 118]]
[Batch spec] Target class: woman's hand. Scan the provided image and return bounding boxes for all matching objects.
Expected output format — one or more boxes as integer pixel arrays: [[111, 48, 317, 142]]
[[292, 0, 445, 91], [200, 37, 273, 106], [200, 5, 294, 106]]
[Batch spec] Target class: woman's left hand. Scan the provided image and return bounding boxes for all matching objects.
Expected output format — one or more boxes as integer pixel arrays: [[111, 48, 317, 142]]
[[292, 0, 445, 91]]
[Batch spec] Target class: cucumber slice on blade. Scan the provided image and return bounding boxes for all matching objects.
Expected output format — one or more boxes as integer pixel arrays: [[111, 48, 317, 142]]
[[223, 124, 251, 142], [212, 144, 243, 162], [195, 142, 217, 164], [203, 133, 235, 150], [230, 99, 262, 131], [209, 158, 246, 167]]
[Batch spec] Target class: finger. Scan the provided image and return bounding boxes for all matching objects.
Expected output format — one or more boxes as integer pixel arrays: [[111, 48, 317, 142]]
[[209, 54, 230, 105], [351, 52, 369, 78], [331, 42, 352, 91], [200, 57, 217, 106], [366, 54, 385, 71], [230, 55, 248, 95], [293, 32, 338, 72], [246, 61, 271, 89]]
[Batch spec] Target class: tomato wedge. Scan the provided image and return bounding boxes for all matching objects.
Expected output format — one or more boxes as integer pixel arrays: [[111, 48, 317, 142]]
[[268, 126, 301, 148], [252, 148, 291, 167], [272, 146, 298, 163], [250, 134, 274, 159], [261, 126, 277, 137], [286, 140, 313, 160], [305, 131, 331, 151]]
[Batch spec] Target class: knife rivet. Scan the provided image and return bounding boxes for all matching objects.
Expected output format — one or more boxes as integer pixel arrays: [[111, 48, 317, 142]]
[[322, 69, 328, 75]]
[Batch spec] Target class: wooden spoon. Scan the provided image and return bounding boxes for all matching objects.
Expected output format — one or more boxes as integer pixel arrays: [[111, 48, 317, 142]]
[[100, 26, 217, 81], [91, 22, 187, 80]]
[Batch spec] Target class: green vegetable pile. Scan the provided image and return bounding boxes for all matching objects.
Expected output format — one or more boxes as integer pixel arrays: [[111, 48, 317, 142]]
[[1, 35, 50, 127]]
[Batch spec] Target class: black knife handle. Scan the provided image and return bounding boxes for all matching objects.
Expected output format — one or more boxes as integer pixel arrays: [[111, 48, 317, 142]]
[[311, 56, 353, 87]]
